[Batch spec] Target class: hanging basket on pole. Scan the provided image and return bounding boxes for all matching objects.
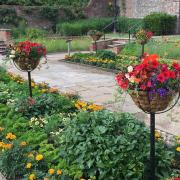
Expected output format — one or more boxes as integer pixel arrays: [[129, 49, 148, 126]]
[[6, 41, 47, 97], [115, 53, 180, 180]]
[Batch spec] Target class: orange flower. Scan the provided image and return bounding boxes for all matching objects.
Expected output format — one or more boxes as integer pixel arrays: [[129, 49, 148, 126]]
[[6, 133, 16, 140], [20, 141, 27, 147], [57, 169, 62, 175]]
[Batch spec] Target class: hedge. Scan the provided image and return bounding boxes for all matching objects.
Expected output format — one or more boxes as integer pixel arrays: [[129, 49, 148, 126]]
[[56, 17, 143, 36], [144, 12, 177, 35]]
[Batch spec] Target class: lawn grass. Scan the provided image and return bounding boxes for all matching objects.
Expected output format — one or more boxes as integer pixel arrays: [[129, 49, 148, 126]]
[[121, 38, 180, 59], [14, 37, 91, 53]]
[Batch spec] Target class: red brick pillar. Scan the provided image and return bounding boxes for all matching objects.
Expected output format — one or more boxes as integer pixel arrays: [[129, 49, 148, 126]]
[[0, 29, 11, 43]]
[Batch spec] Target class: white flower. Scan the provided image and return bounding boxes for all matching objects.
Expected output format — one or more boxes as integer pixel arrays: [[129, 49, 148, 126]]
[[125, 73, 130, 79], [9, 55, 15, 59], [10, 50, 15, 54], [127, 66, 133, 73], [35, 121, 39, 125]]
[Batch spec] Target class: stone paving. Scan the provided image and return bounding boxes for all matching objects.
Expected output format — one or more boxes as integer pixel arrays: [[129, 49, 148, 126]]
[[0, 52, 179, 136]]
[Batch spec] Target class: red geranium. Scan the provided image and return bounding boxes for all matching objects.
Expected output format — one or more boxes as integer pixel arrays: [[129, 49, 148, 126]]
[[115, 53, 180, 92]]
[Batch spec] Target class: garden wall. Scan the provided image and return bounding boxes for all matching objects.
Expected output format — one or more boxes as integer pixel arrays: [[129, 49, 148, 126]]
[[125, 0, 179, 18], [84, 0, 114, 18], [124, 0, 180, 33]]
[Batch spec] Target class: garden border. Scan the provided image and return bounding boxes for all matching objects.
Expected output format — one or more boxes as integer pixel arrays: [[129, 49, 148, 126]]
[[59, 59, 119, 73]]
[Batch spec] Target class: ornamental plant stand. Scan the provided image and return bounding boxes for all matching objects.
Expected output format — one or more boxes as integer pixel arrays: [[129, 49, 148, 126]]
[[130, 91, 179, 180], [13, 58, 40, 97], [8, 41, 47, 98], [115, 54, 180, 180]]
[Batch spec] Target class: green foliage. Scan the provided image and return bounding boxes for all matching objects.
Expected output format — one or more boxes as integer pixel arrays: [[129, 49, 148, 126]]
[[0, 140, 31, 179], [40, 6, 59, 21], [57, 17, 143, 36], [68, 52, 139, 70], [26, 28, 47, 39], [0, 8, 23, 26], [60, 111, 174, 179], [14, 94, 75, 118], [96, 50, 117, 61], [12, 20, 28, 39], [144, 12, 177, 35]]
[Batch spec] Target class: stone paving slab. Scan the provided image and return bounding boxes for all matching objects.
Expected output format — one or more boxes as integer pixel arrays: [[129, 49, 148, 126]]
[[0, 53, 179, 136]]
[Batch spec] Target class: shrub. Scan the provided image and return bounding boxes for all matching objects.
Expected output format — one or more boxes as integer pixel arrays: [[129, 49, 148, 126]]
[[144, 12, 177, 35], [60, 111, 174, 179], [25, 28, 47, 39], [56, 18, 113, 36], [14, 94, 75, 118], [96, 50, 117, 60], [56, 17, 143, 36], [12, 20, 27, 39]]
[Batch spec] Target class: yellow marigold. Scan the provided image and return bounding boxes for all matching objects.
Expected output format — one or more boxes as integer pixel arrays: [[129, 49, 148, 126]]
[[29, 174, 36, 180], [75, 101, 87, 109], [176, 147, 180, 152], [0, 127, 4, 131], [57, 169, 62, 175], [176, 135, 180, 143], [6, 133, 16, 140], [41, 89, 47, 93], [0, 142, 5, 148], [88, 104, 103, 111], [48, 168, 55, 175], [35, 154, 43, 161], [3, 143, 13, 149], [26, 163, 32, 169], [44, 178, 50, 180], [49, 88, 59, 93], [31, 82, 36, 87], [20, 141, 27, 147], [155, 131, 161, 139]]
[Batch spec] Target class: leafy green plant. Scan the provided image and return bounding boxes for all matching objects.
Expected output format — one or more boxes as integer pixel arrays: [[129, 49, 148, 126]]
[[14, 93, 75, 118], [0, 8, 22, 26], [60, 111, 175, 179], [144, 12, 176, 35], [0, 140, 31, 179], [26, 28, 47, 39], [96, 50, 117, 60]]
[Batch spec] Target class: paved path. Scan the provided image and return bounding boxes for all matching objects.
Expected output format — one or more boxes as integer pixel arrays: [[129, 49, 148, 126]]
[[0, 52, 179, 136]]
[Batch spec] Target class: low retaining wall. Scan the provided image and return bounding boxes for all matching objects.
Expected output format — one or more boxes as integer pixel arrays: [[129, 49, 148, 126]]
[[89, 39, 117, 51]]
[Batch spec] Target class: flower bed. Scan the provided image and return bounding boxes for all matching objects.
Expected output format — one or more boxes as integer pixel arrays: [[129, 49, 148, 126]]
[[0, 67, 179, 179], [65, 51, 139, 71]]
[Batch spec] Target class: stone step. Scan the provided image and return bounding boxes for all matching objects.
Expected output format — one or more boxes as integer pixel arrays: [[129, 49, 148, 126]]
[[112, 41, 127, 45], [108, 43, 125, 48]]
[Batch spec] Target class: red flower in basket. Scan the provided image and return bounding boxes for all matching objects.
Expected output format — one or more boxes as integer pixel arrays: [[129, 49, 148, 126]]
[[115, 53, 180, 112], [7, 41, 47, 71]]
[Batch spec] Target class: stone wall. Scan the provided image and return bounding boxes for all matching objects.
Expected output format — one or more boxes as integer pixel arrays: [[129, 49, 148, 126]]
[[125, 0, 179, 18], [84, 0, 114, 18]]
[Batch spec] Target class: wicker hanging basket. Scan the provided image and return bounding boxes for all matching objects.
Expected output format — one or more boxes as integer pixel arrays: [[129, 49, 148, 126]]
[[129, 91, 176, 113], [91, 35, 101, 41], [13, 58, 40, 71]]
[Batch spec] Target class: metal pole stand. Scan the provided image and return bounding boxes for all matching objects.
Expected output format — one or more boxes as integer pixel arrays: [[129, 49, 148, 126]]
[[143, 92, 179, 180], [142, 44, 145, 57], [150, 113, 155, 180], [28, 71, 32, 97]]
